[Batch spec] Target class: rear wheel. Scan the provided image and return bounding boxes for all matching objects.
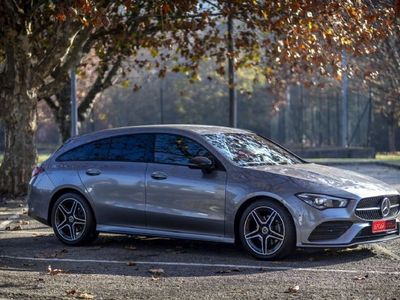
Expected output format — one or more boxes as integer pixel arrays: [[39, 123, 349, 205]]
[[239, 200, 295, 260], [51, 193, 98, 245]]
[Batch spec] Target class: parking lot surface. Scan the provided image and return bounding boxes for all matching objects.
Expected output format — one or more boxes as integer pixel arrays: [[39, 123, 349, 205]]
[[1, 163, 400, 299]]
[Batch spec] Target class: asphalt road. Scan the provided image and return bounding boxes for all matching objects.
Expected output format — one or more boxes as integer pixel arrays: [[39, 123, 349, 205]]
[[1, 163, 400, 300]]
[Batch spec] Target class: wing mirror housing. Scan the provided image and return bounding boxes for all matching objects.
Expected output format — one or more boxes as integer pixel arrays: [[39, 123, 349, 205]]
[[188, 156, 214, 171]]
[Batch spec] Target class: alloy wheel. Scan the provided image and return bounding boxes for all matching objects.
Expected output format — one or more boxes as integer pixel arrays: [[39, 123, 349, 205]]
[[54, 198, 87, 242], [243, 206, 286, 256]]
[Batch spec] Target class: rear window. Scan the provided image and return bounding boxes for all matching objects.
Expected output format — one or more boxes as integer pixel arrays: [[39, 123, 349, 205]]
[[56, 134, 152, 162]]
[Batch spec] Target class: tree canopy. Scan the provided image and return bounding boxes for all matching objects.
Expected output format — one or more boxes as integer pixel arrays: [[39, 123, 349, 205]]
[[0, 0, 399, 195]]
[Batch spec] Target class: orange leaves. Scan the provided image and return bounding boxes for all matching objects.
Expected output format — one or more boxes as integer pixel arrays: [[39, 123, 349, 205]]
[[340, 36, 353, 46], [55, 13, 66, 22], [162, 3, 172, 15]]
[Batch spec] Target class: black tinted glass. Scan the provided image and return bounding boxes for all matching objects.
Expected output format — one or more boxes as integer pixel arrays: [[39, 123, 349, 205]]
[[154, 134, 211, 166], [57, 134, 151, 162], [108, 135, 150, 162]]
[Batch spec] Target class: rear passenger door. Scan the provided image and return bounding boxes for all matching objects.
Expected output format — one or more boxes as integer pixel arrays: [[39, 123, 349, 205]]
[[58, 134, 152, 228], [145, 134, 227, 237]]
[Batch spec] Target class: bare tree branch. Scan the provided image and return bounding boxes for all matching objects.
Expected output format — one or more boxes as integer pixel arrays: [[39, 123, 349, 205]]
[[78, 56, 123, 121]]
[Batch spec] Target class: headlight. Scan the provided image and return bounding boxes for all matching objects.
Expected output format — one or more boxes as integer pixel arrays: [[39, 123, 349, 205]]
[[296, 193, 349, 210]]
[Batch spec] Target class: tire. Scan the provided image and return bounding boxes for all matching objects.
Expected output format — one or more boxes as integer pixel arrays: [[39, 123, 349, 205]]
[[239, 200, 295, 260], [51, 192, 98, 246]]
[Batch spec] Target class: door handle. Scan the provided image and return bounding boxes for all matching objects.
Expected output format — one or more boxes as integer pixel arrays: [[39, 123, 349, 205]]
[[86, 168, 101, 176], [151, 171, 168, 180]]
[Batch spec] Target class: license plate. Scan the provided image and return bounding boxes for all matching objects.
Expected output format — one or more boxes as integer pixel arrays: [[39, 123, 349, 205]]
[[372, 220, 397, 233]]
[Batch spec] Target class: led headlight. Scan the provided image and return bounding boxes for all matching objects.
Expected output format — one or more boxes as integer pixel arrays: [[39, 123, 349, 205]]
[[296, 193, 349, 210]]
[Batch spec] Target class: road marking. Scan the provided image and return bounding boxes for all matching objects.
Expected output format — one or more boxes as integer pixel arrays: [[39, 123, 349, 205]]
[[0, 214, 20, 231], [1, 255, 400, 275]]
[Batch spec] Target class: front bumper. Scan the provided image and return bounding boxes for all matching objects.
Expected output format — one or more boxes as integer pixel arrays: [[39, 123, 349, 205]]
[[289, 193, 400, 248], [299, 219, 400, 248]]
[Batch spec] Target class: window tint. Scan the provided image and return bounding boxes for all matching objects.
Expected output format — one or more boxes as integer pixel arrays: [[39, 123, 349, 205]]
[[154, 134, 211, 166], [108, 135, 150, 162], [57, 134, 151, 162]]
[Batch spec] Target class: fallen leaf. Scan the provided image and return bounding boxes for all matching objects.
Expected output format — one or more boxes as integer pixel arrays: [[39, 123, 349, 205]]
[[285, 285, 300, 293], [47, 265, 64, 275], [125, 245, 137, 251], [5, 225, 22, 231], [66, 289, 77, 295], [353, 274, 368, 281], [77, 292, 95, 299], [127, 261, 137, 267], [149, 268, 165, 277]]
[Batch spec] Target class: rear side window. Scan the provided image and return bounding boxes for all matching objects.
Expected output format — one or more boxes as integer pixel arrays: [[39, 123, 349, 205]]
[[56, 134, 152, 162], [154, 134, 212, 166]]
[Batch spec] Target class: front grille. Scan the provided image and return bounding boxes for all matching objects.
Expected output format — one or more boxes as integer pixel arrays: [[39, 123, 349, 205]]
[[355, 195, 400, 220], [308, 221, 353, 241], [352, 224, 399, 243]]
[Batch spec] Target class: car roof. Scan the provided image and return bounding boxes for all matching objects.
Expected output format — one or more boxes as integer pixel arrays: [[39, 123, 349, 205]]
[[73, 124, 249, 140], [58, 124, 252, 153]]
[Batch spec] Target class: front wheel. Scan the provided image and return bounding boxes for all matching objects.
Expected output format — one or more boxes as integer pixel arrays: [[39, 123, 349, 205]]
[[51, 193, 98, 245], [239, 200, 295, 260]]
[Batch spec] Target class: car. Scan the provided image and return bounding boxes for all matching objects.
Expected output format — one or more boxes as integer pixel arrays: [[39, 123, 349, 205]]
[[28, 125, 400, 260]]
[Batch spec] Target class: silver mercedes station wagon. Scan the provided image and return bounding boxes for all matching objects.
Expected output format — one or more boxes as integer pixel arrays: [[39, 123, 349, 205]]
[[28, 125, 400, 260]]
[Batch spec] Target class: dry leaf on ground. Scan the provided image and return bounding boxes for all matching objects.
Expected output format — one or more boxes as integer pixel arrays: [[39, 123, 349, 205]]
[[66, 289, 77, 296], [124, 245, 137, 250], [5, 225, 22, 231], [353, 274, 368, 281], [77, 292, 95, 299], [148, 268, 165, 277], [285, 285, 300, 293], [47, 265, 64, 275]]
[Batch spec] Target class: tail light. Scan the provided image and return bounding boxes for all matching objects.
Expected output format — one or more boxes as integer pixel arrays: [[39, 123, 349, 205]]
[[32, 166, 45, 177]]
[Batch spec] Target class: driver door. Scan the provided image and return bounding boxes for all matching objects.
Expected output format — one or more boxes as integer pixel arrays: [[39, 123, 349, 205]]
[[145, 133, 227, 237]]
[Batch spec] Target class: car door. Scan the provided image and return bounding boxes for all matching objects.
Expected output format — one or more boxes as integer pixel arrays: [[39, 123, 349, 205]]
[[66, 134, 152, 228], [145, 133, 227, 237]]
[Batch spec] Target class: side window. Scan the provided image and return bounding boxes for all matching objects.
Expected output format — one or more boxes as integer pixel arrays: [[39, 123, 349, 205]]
[[57, 134, 152, 162], [154, 134, 212, 166], [108, 135, 151, 162], [57, 139, 110, 161]]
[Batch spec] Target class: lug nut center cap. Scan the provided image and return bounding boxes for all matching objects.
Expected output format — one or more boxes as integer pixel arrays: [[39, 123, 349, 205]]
[[261, 227, 269, 234], [68, 216, 74, 223]]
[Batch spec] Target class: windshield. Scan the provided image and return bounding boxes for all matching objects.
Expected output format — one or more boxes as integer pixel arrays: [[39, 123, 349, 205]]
[[203, 133, 302, 166]]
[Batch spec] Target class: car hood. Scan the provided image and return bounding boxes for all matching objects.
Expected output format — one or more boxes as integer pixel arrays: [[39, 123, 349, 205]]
[[247, 163, 399, 199]]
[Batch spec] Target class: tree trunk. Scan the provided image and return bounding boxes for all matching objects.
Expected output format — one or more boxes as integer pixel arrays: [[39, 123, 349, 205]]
[[0, 44, 38, 195], [388, 120, 397, 152], [55, 84, 72, 143]]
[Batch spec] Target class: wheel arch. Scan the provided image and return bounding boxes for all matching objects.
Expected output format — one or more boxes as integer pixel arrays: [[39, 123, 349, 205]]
[[48, 187, 96, 226], [233, 195, 297, 244]]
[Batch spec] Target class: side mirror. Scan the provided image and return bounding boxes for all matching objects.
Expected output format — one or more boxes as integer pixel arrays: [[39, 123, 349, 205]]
[[188, 156, 214, 171]]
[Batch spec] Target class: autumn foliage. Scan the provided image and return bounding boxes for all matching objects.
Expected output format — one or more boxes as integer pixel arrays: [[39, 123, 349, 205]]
[[0, 0, 399, 195]]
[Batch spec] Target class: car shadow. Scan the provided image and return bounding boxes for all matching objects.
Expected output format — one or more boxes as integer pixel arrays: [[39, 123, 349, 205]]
[[0, 233, 378, 278]]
